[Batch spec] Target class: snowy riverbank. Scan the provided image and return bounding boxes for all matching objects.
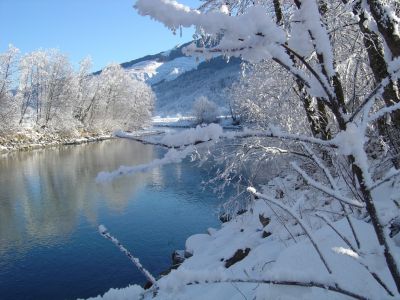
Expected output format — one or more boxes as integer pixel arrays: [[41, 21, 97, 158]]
[[87, 191, 400, 300], [0, 128, 114, 154], [86, 170, 400, 300], [87, 177, 400, 300]]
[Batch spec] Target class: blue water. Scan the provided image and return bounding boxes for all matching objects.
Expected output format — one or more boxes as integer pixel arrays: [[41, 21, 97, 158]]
[[0, 139, 223, 300]]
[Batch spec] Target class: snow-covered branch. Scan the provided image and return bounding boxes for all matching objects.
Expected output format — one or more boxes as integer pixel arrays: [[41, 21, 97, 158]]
[[291, 162, 365, 208], [179, 277, 368, 300], [98, 225, 157, 286], [96, 146, 194, 183]]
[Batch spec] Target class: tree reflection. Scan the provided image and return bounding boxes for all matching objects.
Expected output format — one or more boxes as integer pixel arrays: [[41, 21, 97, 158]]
[[0, 140, 155, 255]]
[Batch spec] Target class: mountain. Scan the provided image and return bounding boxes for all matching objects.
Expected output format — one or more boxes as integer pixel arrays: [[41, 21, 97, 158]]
[[118, 42, 242, 116]]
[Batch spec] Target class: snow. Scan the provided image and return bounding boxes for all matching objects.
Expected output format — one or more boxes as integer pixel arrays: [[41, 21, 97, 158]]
[[159, 123, 223, 147], [126, 56, 201, 85], [83, 285, 144, 300], [332, 246, 359, 259], [152, 115, 195, 127], [98, 225, 107, 234], [333, 122, 373, 187], [96, 146, 194, 183], [135, 0, 286, 62], [84, 2, 400, 294]]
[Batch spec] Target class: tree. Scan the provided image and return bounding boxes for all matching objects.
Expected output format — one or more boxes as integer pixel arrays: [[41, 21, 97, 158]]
[[192, 96, 219, 124], [135, 0, 400, 296], [17, 49, 75, 128], [0, 45, 19, 132], [85, 63, 154, 131]]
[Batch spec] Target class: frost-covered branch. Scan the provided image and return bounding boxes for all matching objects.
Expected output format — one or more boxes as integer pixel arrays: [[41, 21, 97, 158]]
[[291, 162, 365, 208], [314, 213, 357, 252], [368, 168, 400, 191], [303, 143, 361, 248], [368, 102, 400, 124], [184, 278, 367, 300], [232, 127, 338, 148], [96, 146, 194, 182]]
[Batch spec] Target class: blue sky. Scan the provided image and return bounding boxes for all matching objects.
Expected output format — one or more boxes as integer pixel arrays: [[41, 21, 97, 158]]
[[0, 0, 200, 71]]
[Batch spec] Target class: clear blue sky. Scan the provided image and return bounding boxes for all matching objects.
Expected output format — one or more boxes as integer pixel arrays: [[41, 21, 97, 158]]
[[0, 0, 200, 71]]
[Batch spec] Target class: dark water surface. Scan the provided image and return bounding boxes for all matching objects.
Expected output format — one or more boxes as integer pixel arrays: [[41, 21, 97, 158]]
[[0, 139, 222, 300]]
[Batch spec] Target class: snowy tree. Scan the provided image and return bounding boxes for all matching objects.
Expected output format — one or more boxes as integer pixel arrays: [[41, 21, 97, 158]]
[[85, 63, 154, 131], [134, 0, 400, 296], [17, 49, 75, 128], [0, 45, 19, 132], [192, 96, 219, 124]]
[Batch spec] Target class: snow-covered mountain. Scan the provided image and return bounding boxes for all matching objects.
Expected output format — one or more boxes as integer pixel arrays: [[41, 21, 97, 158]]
[[117, 42, 242, 116]]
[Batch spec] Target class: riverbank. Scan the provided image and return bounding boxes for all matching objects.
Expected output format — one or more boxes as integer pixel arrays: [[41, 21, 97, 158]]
[[0, 128, 113, 154]]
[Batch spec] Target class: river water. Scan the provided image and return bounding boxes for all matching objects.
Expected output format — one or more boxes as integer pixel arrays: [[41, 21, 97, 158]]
[[0, 139, 223, 300]]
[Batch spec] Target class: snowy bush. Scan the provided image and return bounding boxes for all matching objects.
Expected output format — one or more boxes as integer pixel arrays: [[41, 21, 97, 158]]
[[192, 96, 219, 124]]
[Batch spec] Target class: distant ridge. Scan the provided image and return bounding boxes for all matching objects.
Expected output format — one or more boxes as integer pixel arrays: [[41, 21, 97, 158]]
[[97, 41, 242, 116]]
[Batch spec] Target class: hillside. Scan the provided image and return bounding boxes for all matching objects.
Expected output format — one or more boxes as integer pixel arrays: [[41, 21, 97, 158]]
[[116, 42, 242, 116]]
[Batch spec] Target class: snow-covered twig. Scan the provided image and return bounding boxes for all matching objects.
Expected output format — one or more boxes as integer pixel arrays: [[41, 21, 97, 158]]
[[368, 102, 400, 124], [291, 162, 365, 208], [368, 169, 400, 191], [98, 225, 157, 286], [314, 214, 395, 297], [184, 276, 367, 299], [302, 143, 361, 248], [247, 187, 333, 274], [232, 127, 337, 148], [251, 144, 311, 159], [347, 78, 389, 123], [348, 67, 400, 124], [314, 213, 357, 252]]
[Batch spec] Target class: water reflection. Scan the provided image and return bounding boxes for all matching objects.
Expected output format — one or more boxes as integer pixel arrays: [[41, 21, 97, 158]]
[[0, 139, 223, 300], [0, 140, 155, 255]]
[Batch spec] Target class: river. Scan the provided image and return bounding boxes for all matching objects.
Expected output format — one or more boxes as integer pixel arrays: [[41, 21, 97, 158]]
[[0, 139, 224, 300]]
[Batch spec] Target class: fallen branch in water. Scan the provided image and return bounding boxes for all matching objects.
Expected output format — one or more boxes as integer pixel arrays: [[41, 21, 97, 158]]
[[98, 225, 157, 287]]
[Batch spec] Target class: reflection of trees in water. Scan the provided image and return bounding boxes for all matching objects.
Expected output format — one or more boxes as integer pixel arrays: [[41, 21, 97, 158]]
[[0, 140, 155, 255]]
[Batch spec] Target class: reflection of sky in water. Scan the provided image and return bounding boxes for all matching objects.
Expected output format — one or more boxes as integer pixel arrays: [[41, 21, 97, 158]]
[[0, 140, 224, 300]]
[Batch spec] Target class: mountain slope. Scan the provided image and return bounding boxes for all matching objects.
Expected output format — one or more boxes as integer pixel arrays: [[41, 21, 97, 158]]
[[117, 42, 242, 116]]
